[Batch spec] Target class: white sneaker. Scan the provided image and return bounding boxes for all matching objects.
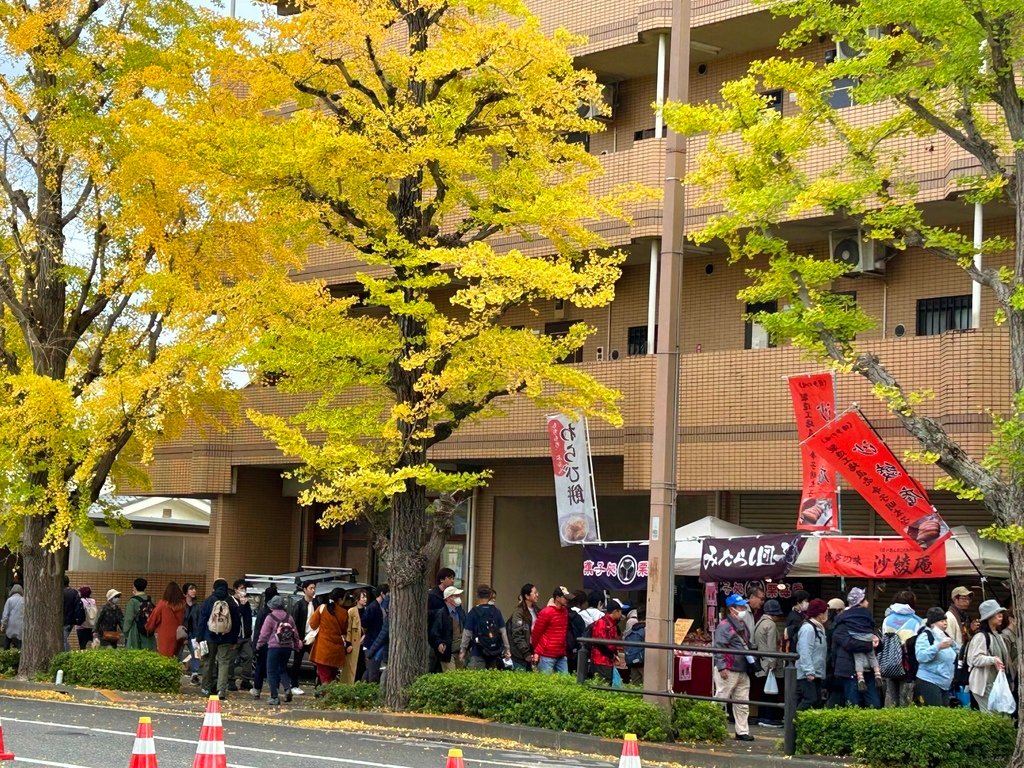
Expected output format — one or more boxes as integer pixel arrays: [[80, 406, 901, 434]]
[[290, 687, 304, 695]]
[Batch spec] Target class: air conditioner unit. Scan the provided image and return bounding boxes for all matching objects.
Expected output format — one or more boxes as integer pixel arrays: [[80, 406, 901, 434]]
[[829, 228, 885, 274], [835, 27, 884, 60], [581, 83, 619, 122]]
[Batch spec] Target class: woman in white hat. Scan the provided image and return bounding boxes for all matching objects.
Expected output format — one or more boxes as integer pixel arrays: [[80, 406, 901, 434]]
[[94, 589, 124, 648], [966, 598, 1012, 712]]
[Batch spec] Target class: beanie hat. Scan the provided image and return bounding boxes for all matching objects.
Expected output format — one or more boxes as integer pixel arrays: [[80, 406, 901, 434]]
[[847, 587, 867, 607], [806, 598, 829, 618], [925, 607, 947, 626], [268, 595, 285, 610]]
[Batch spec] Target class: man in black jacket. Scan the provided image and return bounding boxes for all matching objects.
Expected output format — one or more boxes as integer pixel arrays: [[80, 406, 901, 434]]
[[362, 585, 388, 682], [289, 580, 318, 694], [62, 575, 85, 652], [429, 586, 465, 672], [228, 578, 254, 692], [784, 590, 811, 652], [427, 568, 456, 614]]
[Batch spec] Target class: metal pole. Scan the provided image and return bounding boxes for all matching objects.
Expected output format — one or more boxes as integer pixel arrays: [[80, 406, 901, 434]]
[[643, 0, 691, 708], [655, 33, 668, 137], [783, 663, 797, 756], [647, 239, 659, 355], [972, 201, 982, 329], [576, 646, 589, 685]]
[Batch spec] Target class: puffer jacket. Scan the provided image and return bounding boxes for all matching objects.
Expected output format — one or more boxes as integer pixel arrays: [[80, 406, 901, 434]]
[[531, 604, 569, 659], [256, 608, 302, 651], [831, 609, 877, 679], [589, 613, 621, 667]]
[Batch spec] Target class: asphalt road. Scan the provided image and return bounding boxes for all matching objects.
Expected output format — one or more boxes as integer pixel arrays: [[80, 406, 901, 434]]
[[0, 695, 615, 768]]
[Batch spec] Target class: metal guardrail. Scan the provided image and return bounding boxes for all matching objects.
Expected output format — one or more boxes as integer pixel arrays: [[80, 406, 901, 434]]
[[574, 636, 799, 756]]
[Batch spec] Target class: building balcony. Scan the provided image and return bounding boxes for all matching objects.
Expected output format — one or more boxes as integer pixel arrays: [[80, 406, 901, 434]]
[[138, 327, 1009, 498]]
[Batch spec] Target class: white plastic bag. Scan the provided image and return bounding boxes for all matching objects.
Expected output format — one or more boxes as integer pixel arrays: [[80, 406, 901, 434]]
[[988, 669, 1016, 714], [764, 673, 779, 695]]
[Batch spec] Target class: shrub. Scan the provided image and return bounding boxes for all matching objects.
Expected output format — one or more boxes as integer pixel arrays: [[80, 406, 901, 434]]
[[316, 681, 381, 710], [795, 706, 1015, 768], [49, 649, 181, 693], [406, 670, 670, 742], [671, 698, 727, 743], [0, 649, 18, 677]]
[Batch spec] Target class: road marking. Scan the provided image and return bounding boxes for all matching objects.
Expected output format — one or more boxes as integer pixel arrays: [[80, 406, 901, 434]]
[[14, 758, 96, 768], [1, 716, 607, 768]]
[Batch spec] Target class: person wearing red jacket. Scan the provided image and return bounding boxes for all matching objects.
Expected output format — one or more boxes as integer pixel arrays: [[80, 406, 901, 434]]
[[589, 598, 624, 683], [531, 586, 572, 674]]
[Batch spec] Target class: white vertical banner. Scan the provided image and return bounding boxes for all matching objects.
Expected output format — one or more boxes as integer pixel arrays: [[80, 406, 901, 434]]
[[546, 413, 601, 546]]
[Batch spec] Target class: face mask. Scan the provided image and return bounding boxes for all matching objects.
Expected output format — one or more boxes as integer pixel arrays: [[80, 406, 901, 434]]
[[797, 601, 809, 612], [736, 609, 748, 618], [112, 597, 120, 604], [453, 597, 462, 607]]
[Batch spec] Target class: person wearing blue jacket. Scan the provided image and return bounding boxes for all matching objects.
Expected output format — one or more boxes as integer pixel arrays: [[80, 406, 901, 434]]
[[914, 607, 959, 707], [198, 579, 242, 699], [367, 595, 390, 684]]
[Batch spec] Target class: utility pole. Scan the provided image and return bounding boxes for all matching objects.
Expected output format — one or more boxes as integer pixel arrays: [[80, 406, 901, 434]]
[[643, 0, 691, 705]]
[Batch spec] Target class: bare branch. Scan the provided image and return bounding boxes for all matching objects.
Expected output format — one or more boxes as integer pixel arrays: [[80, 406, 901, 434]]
[[60, 175, 93, 227], [364, 36, 397, 106], [59, 0, 108, 50]]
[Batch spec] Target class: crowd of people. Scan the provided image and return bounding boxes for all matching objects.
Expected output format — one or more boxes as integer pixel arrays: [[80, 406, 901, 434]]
[[712, 584, 1018, 741]]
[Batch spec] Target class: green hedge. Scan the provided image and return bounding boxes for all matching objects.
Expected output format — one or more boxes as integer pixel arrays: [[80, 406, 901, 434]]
[[672, 698, 727, 744], [316, 681, 381, 710], [49, 649, 181, 693], [795, 706, 1016, 768], [0, 649, 18, 677], [406, 670, 670, 742]]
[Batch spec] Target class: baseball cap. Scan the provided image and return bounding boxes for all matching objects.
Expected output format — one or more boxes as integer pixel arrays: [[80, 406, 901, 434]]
[[605, 598, 625, 612], [827, 598, 846, 611], [725, 594, 748, 608], [553, 586, 572, 599], [443, 586, 464, 599], [951, 586, 972, 599]]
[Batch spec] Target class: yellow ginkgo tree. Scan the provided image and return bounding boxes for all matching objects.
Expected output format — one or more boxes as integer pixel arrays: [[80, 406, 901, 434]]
[[232, 0, 651, 706], [0, 0, 310, 676]]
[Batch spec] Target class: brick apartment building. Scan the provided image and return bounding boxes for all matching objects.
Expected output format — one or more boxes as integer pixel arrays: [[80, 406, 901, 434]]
[[138, 0, 1011, 614]]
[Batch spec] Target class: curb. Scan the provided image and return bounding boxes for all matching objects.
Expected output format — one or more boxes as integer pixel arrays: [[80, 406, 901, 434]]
[[0, 678, 846, 768]]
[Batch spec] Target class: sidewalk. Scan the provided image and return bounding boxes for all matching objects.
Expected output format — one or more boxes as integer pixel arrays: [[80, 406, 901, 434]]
[[0, 678, 848, 768]]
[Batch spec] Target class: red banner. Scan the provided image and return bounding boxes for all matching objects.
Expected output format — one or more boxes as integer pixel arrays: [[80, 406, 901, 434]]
[[805, 410, 950, 550], [788, 373, 839, 531], [819, 538, 947, 579]]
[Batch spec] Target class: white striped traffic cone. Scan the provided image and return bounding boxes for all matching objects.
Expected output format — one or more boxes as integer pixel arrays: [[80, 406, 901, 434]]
[[191, 696, 226, 768], [618, 733, 641, 768], [128, 717, 158, 768]]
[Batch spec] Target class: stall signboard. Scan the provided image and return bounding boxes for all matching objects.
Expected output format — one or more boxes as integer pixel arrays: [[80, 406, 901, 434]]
[[582, 543, 649, 590], [699, 534, 805, 582], [819, 538, 947, 579]]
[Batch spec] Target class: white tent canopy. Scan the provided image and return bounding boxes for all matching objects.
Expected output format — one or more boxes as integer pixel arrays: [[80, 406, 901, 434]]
[[673, 516, 1009, 579]]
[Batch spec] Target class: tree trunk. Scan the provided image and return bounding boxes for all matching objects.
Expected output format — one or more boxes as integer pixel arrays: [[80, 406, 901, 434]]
[[382, 481, 432, 710], [1008, 541, 1024, 768], [17, 514, 66, 679]]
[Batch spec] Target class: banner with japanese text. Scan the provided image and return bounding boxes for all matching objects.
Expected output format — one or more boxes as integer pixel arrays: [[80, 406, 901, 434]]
[[819, 538, 947, 579], [582, 543, 649, 591], [699, 534, 806, 583], [547, 414, 600, 546], [804, 410, 951, 550], [788, 372, 839, 531]]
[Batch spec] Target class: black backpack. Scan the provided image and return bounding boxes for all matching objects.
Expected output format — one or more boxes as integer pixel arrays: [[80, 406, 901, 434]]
[[904, 628, 934, 679], [471, 605, 504, 658], [134, 596, 155, 636], [73, 595, 86, 627]]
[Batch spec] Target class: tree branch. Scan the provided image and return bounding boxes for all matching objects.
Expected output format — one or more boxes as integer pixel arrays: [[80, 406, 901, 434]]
[[59, 0, 108, 51]]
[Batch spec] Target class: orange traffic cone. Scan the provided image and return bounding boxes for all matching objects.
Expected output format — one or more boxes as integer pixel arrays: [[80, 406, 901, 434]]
[[0, 715, 13, 761], [445, 747, 465, 768], [128, 717, 158, 768], [191, 696, 226, 768], [618, 733, 641, 768]]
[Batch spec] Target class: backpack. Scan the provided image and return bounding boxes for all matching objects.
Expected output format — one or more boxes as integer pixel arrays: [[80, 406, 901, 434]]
[[274, 615, 296, 646], [878, 632, 907, 679], [566, 609, 587, 658], [624, 625, 646, 667], [83, 603, 98, 629], [207, 599, 233, 635], [73, 596, 86, 627], [133, 596, 155, 636], [471, 605, 503, 658], [954, 631, 990, 687], [904, 628, 934, 679]]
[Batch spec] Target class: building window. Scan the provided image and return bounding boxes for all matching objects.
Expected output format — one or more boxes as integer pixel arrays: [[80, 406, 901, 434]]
[[627, 325, 657, 356], [633, 126, 668, 141], [744, 301, 777, 349], [761, 89, 783, 114], [917, 295, 971, 336], [828, 77, 856, 109], [544, 321, 583, 364]]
